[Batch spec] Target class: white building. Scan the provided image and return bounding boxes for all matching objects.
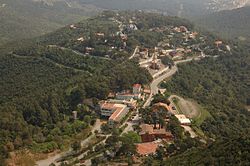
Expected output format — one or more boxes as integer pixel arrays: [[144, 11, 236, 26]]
[[175, 114, 191, 125]]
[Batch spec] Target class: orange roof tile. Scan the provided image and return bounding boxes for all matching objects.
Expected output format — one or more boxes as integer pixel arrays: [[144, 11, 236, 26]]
[[109, 107, 124, 121], [136, 142, 159, 155], [133, 84, 142, 88]]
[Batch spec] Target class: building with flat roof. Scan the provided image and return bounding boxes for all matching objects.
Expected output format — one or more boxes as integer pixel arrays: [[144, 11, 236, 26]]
[[175, 114, 191, 125]]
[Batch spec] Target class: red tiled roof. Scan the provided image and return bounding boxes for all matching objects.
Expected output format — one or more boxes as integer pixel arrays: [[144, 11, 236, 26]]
[[133, 84, 142, 88], [101, 103, 117, 110], [109, 107, 124, 121], [136, 142, 159, 155]]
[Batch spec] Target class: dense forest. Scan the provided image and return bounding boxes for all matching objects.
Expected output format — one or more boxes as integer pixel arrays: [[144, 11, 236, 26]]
[[0, 48, 151, 163], [164, 136, 250, 166]]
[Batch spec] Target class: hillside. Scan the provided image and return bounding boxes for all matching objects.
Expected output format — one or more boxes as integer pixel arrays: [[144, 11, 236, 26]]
[[0, 0, 100, 45], [77, 0, 249, 16], [165, 136, 250, 165], [195, 6, 250, 41], [0, 0, 249, 45], [0, 11, 196, 164], [161, 42, 250, 165], [0, 8, 249, 165]]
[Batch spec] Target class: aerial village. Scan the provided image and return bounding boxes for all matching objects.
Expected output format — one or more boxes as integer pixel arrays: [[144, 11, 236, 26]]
[[44, 11, 231, 166]]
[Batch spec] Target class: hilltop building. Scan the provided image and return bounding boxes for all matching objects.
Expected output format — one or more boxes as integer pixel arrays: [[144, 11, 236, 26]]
[[139, 124, 173, 142]]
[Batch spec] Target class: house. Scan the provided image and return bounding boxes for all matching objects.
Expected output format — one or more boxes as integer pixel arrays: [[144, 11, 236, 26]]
[[77, 37, 84, 42], [120, 34, 128, 41], [180, 26, 188, 32], [136, 142, 160, 156], [133, 84, 142, 94], [85, 47, 94, 53], [139, 48, 149, 59], [139, 124, 173, 142], [175, 114, 191, 125], [161, 49, 174, 56], [128, 24, 138, 31], [96, 32, 105, 37], [215, 40, 223, 47], [174, 27, 181, 33], [189, 32, 198, 39], [70, 24, 77, 29], [143, 88, 151, 94]]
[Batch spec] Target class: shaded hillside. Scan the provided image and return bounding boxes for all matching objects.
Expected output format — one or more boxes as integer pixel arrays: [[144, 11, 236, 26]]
[[0, 0, 100, 45], [165, 136, 250, 166], [195, 6, 250, 41]]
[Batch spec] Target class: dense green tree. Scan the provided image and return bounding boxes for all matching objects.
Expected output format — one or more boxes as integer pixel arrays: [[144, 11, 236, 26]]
[[71, 141, 81, 152]]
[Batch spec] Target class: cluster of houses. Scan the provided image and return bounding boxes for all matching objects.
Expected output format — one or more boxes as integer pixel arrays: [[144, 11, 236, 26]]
[[135, 101, 192, 156], [99, 84, 144, 127]]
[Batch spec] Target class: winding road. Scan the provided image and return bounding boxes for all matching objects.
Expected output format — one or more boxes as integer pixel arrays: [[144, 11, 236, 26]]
[[143, 58, 195, 108]]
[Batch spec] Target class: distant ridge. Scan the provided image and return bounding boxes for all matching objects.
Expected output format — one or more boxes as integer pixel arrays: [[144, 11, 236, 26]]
[[195, 6, 250, 41]]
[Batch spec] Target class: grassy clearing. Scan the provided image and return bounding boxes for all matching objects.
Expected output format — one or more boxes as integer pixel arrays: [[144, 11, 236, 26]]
[[191, 103, 211, 127], [172, 96, 210, 138], [191, 102, 211, 138]]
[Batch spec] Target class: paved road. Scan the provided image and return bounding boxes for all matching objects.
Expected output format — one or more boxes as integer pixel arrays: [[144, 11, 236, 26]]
[[142, 58, 197, 108], [36, 119, 102, 166], [143, 66, 178, 108], [129, 46, 139, 59]]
